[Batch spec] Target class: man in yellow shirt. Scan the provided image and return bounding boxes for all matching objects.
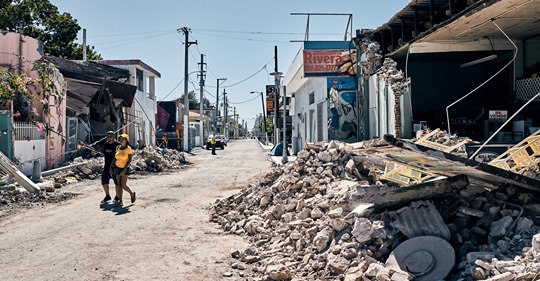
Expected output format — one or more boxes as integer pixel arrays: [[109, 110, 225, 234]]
[[211, 134, 216, 155], [161, 133, 168, 148]]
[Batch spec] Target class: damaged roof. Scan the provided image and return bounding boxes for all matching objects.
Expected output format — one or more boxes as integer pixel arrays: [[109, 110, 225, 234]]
[[98, 59, 161, 78], [370, 0, 540, 55], [46, 57, 137, 116]]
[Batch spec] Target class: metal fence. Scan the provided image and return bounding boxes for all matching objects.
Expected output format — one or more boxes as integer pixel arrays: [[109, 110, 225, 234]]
[[13, 121, 46, 141]]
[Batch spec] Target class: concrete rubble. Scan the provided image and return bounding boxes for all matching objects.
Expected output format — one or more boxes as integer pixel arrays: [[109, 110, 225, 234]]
[[44, 145, 190, 184], [210, 139, 540, 280]]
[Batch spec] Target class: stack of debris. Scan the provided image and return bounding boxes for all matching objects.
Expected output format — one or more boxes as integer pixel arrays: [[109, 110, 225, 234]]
[[44, 145, 190, 183], [210, 140, 540, 280]]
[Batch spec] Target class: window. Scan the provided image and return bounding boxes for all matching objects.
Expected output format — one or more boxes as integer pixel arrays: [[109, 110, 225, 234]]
[[309, 92, 315, 105], [136, 68, 144, 91]]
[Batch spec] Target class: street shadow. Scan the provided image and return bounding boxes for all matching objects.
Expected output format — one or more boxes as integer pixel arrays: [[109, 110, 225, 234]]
[[99, 202, 132, 215]]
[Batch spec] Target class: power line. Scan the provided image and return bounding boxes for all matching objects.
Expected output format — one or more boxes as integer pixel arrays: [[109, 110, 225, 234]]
[[99, 31, 175, 50], [228, 95, 260, 105], [89, 29, 177, 38], [194, 28, 339, 36], [192, 31, 290, 43]]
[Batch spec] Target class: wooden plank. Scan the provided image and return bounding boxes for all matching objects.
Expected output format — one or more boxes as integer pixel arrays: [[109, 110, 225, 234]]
[[0, 151, 40, 193]]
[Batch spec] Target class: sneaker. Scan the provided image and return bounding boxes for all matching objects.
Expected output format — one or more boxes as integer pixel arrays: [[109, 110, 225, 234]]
[[114, 195, 120, 202], [131, 192, 136, 203], [101, 195, 111, 203]]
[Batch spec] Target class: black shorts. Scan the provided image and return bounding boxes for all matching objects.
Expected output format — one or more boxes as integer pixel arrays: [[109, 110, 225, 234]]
[[112, 165, 132, 176], [101, 170, 118, 185]]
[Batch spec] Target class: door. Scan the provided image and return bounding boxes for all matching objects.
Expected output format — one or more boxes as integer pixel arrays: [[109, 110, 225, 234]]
[[0, 110, 12, 159]]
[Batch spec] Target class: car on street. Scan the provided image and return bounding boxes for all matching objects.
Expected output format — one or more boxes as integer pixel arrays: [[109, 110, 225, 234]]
[[206, 134, 225, 150]]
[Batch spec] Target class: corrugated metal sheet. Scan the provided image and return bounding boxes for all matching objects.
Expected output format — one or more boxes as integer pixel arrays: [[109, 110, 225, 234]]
[[392, 200, 451, 241]]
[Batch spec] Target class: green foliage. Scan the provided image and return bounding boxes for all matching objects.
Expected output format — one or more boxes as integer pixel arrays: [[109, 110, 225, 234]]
[[0, 60, 62, 123], [178, 92, 212, 110], [0, 0, 102, 60]]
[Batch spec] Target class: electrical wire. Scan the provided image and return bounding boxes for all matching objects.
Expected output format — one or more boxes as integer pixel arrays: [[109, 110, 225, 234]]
[[99, 31, 175, 50], [204, 56, 274, 89], [93, 30, 177, 45], [192, 31, 290, 43], [89, 29, 178, 38], [194, 28, 339, 36], [227, 95, 260, 105]]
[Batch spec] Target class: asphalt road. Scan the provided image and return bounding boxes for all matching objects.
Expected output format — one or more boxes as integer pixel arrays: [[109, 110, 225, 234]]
[[0, 138, 272, 281]]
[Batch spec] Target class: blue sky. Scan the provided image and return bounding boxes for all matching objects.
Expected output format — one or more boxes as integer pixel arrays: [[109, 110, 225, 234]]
[[49, 0, 411, 129]]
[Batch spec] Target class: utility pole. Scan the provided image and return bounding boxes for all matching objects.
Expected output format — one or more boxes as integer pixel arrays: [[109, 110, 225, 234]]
[[270, 46, 282, 146], [215, 78, 226, 134], [198, 54, 206, 146], [179, 27, 197, 152], [282, 86, 288, 163], [223, 90, 227, 137], [233, 107, 236, 139]]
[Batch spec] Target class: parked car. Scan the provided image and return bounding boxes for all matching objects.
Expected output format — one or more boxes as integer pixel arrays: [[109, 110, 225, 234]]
[[206, 134, 225, 150], [221, 135, 228, 146]]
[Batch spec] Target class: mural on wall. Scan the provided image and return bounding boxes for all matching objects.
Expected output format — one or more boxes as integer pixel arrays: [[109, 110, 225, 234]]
[[327, 77, 358, 142]]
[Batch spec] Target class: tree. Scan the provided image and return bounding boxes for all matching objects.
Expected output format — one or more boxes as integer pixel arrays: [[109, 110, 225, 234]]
[[0, 0, 101, 60], [178, 91, 212, 110]]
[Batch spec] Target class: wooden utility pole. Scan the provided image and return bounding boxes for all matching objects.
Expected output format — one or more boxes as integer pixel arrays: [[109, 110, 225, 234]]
[[198, 54, 206, 146], [215, 78, 226, 134], [179, 27, 197, 152]]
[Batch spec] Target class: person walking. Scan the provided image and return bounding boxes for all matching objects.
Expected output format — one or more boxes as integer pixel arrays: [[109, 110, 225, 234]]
[[211, 134, 217, 155], [110, 134, 136, 206], [100, 131, 119, 203], [161, 133, 168, 148]]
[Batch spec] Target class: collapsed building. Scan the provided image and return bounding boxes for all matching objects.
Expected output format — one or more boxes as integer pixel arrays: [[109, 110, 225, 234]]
[[210, 137, 540, 280]]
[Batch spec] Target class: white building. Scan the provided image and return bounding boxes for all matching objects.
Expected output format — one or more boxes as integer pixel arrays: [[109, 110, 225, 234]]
[[99, 60, 161, 146]]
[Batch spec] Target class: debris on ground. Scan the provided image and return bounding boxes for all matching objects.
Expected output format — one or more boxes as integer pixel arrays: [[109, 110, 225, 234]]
[[210, 139, 540, 280], [42, 145, 191, 184], [0, 184, 79, 218]]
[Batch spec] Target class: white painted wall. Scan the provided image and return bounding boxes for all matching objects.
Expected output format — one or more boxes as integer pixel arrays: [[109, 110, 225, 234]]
[[368, 75, 398, 138], [291, 78, 328, 144], [285, 45, 332, 146], [110, 64, 157, 146], [14, 140, 46, 176]]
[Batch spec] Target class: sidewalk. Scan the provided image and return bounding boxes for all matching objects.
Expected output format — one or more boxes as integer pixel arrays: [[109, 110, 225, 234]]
[[256, 139, 296, 165]]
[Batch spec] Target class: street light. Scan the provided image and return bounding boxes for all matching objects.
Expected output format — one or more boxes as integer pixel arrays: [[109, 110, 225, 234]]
[[250, 91, 268, 145]]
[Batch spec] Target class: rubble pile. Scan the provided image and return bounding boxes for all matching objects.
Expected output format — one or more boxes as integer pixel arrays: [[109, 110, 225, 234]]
[[0, 185, 78, 217], [45, 145, 190, 183], [210, 140, 540, 280], [131, 146, 189, 172]]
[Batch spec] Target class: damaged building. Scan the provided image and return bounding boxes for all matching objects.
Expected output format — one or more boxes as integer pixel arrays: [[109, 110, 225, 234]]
[[284, 0, 540, 162], [45, 56, 161, 156], [210, 1, 540, 280]]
